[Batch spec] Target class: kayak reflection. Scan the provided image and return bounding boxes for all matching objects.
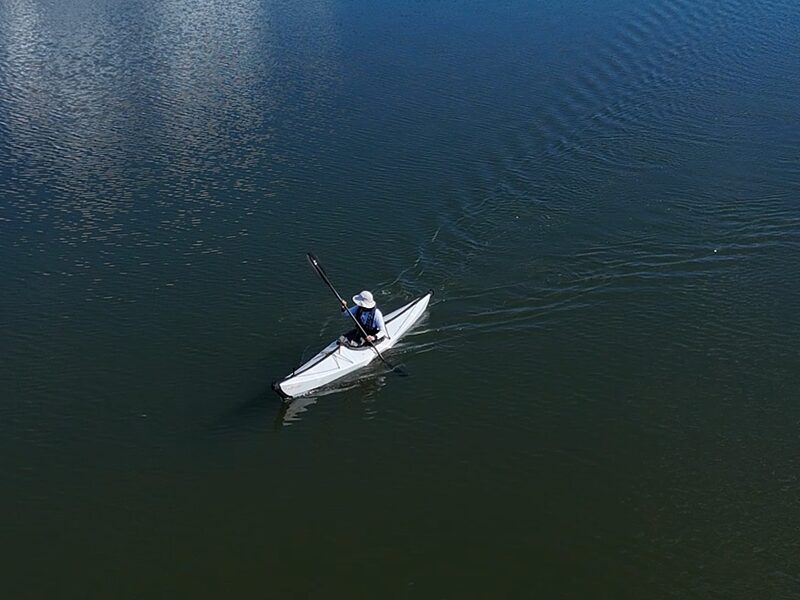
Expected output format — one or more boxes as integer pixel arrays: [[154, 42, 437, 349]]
[[275, 373, 389, 427]]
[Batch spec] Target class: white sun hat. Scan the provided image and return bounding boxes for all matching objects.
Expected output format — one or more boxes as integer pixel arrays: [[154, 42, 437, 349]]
[[352, 290, 376, 309]]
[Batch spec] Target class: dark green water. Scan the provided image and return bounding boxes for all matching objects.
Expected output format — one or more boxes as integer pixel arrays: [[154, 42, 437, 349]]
[[2, 0, 799, 596]]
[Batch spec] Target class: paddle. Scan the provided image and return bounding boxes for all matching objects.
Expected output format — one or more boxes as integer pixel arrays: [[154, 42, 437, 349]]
[[306, 252, 407, 377]]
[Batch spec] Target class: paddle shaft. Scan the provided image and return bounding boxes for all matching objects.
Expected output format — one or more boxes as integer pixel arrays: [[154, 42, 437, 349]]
[[306, 253, 399, 371]]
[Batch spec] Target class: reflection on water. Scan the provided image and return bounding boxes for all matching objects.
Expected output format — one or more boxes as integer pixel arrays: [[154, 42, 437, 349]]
[[276, 396, 317, 427], [0, 0, 341, 244], [150, 0, 270, 189], [0, 0, 132, 234], [275, 371, 390, 426], [213, 367, 390, 432]]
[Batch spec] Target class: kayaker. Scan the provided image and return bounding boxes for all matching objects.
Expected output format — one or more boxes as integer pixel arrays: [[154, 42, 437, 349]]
[[339, 290, 387, 347]]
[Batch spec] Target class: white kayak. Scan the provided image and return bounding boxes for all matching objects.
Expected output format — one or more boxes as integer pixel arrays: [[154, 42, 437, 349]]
[[273, 290, 433, 399]]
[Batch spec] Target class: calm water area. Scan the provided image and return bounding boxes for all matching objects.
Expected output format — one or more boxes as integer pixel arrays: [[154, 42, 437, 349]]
[[2, 0, 799, 596]]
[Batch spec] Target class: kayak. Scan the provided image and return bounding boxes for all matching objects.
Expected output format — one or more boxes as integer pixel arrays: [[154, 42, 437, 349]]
[[273, 290, 433, 399]]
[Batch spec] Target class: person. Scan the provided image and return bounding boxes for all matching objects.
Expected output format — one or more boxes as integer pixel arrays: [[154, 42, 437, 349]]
[[338, 290, 387, 347]]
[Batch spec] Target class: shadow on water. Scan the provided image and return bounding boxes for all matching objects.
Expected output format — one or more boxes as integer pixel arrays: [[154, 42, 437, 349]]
[[212, 365, 394, 436], [210, 387, 280, 436]]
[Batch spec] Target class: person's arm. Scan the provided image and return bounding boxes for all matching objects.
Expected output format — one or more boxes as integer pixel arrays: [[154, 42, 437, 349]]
[[373, 309, 387, 339]]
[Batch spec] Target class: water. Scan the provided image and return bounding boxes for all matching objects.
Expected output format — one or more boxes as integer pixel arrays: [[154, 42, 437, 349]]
[[2, 0, 799, 596]]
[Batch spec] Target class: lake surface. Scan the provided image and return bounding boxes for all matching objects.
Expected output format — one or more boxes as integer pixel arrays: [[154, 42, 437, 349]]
[[2, 0, 799, 596]]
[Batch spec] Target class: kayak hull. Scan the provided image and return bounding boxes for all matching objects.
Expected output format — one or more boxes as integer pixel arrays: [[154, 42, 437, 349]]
[[274, 290, 432, 398]]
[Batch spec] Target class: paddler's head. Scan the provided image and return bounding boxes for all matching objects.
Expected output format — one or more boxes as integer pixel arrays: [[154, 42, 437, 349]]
[[352, 290, 376, 309]]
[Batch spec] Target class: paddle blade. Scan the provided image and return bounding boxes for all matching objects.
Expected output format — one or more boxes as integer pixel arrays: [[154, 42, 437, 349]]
[[306, 252, 328, 278], [392, 364, 409, 377], [378, 355, 408, 377]]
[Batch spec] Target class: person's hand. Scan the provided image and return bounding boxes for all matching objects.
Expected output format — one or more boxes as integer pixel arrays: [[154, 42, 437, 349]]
[[340, 300, 348, 311], [366, 335, 375, 342]]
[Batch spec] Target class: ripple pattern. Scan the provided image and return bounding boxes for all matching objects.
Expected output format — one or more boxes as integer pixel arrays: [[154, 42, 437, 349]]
[[2, 0, 800, 597]]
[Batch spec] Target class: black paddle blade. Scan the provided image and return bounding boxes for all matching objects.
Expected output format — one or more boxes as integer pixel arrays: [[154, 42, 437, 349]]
[[307, 252, 337, 288], [306, 252, 324, 274], [391, 364, 409, 377]]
